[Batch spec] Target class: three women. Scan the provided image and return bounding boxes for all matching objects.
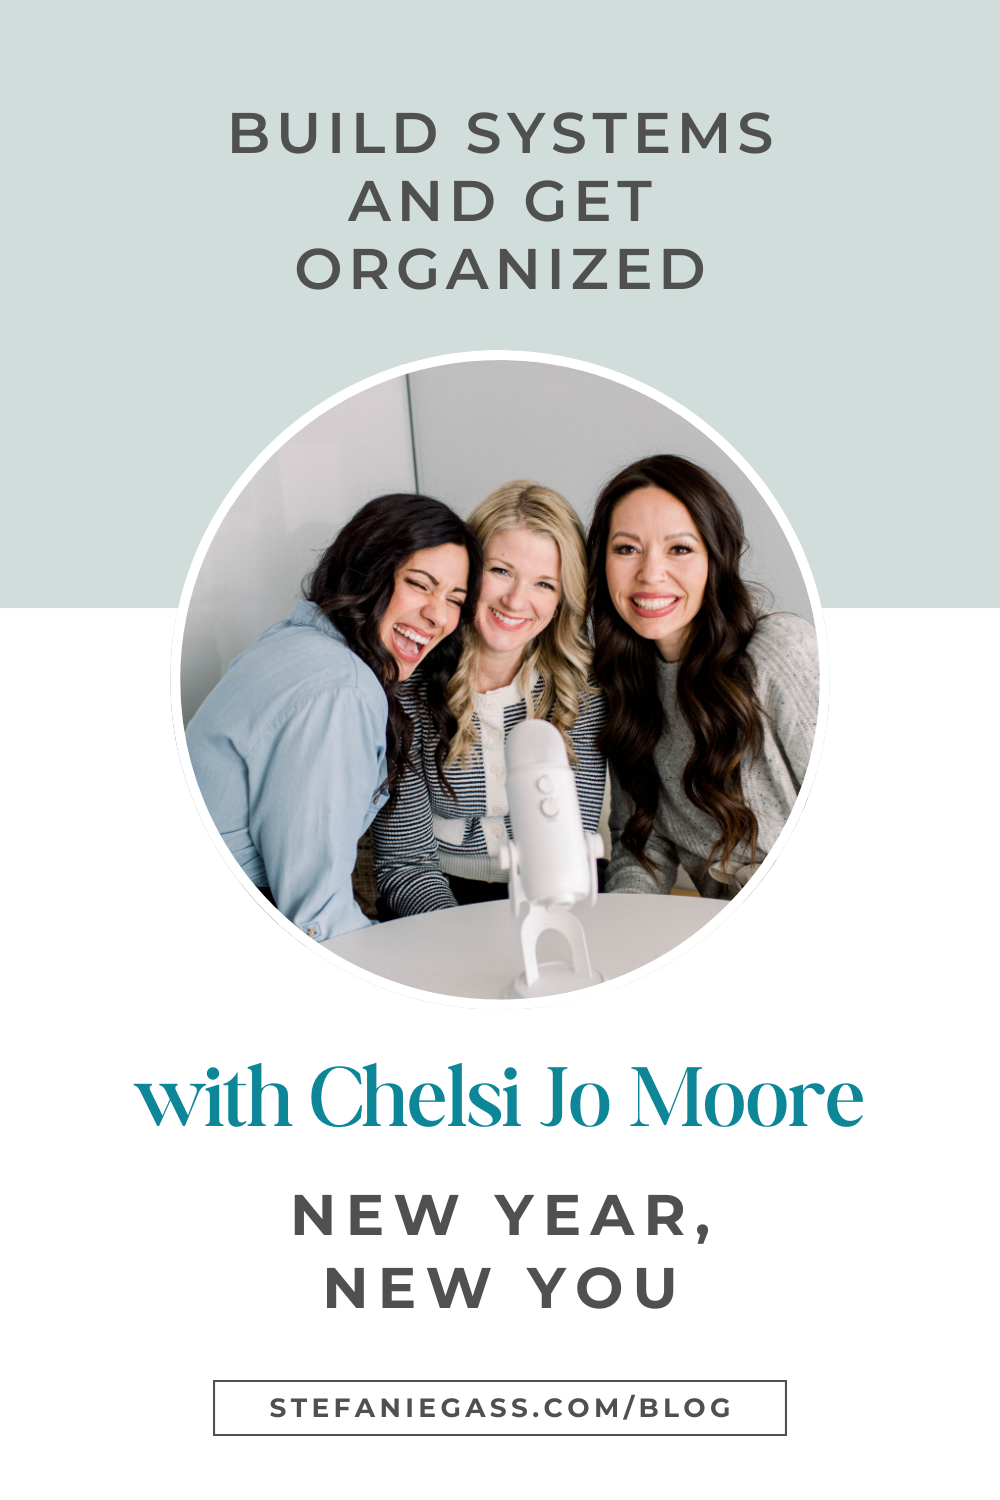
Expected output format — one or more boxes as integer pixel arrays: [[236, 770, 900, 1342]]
[[188, 456, 818, 937]]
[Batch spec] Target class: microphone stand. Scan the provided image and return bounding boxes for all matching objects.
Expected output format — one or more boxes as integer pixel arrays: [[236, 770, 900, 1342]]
[[498, 832, 606, 998]]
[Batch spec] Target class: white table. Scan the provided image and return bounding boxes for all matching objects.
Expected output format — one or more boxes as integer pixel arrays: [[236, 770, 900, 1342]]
[[323, 893, 728, 999]]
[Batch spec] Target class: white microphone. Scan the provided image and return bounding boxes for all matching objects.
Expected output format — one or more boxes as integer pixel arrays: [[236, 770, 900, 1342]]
[[498, 719, 605, 998]]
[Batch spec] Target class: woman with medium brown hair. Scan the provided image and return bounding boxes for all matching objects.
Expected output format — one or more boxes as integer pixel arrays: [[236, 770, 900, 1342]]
[[588, 455, 818, 898]]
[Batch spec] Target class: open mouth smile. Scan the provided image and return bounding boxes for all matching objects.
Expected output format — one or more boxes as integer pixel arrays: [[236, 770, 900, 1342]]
[[488, 606, 531, 630], [630, 594, 682, 617], [392, 623, 435, 660]]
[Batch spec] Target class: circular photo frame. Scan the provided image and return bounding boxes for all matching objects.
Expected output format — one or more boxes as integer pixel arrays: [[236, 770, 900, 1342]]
[[172, 351, 826, 1009]]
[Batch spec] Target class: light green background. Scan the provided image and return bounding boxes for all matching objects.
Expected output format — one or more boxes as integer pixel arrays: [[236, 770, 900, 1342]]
[[3, 0, 995, 606]]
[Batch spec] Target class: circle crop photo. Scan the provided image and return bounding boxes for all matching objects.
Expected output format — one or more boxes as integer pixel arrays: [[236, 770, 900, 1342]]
[[176, 353, 823, 1004]]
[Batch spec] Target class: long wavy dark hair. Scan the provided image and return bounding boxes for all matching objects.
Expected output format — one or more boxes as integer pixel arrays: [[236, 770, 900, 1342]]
[[306, 493, 483, 805], [587, 456, 765, 875]]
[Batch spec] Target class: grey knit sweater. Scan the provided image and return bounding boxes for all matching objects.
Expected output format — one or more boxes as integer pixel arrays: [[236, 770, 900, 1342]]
[[605, 613, 819, 899]]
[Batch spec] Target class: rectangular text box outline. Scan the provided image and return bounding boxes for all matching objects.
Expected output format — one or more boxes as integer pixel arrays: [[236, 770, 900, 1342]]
[[212, 1378, 788, 1438]]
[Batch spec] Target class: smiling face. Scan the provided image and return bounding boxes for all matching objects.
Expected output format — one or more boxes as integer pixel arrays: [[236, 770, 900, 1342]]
[[475, 527, 563, 677], [378, 543, 470, 680], [604, 486, 710, 661]]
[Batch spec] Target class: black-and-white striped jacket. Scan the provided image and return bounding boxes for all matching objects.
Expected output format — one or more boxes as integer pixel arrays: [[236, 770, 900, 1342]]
[[372, 671, 607, 917]]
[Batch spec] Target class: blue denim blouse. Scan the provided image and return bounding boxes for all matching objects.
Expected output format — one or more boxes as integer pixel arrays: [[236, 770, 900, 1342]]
[[186, 600, 388, 940]]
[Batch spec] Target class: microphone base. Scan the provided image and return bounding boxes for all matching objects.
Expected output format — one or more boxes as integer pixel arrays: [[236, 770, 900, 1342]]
[[504, 962, 606, 1000]]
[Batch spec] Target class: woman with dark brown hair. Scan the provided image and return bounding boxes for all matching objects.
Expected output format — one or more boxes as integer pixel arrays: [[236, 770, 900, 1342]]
[[186, 493, 482, 941], [587, 455, 819, 898]]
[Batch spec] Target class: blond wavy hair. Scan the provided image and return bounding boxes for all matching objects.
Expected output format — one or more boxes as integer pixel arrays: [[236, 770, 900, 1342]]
[[446, 481, 595, 768]]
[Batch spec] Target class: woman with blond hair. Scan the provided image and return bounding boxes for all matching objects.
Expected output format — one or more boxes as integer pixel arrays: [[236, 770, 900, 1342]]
[[372, 481, 606, 915]]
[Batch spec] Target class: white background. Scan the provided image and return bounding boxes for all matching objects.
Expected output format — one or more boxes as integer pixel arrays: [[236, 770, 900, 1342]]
[[2, 608, 996, 1495]]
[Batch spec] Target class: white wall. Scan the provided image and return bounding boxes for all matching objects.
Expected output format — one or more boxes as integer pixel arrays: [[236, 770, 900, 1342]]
[[180, 377, 414, 724], [409, 360, 813, 622], [181, 360, 813, 724]]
